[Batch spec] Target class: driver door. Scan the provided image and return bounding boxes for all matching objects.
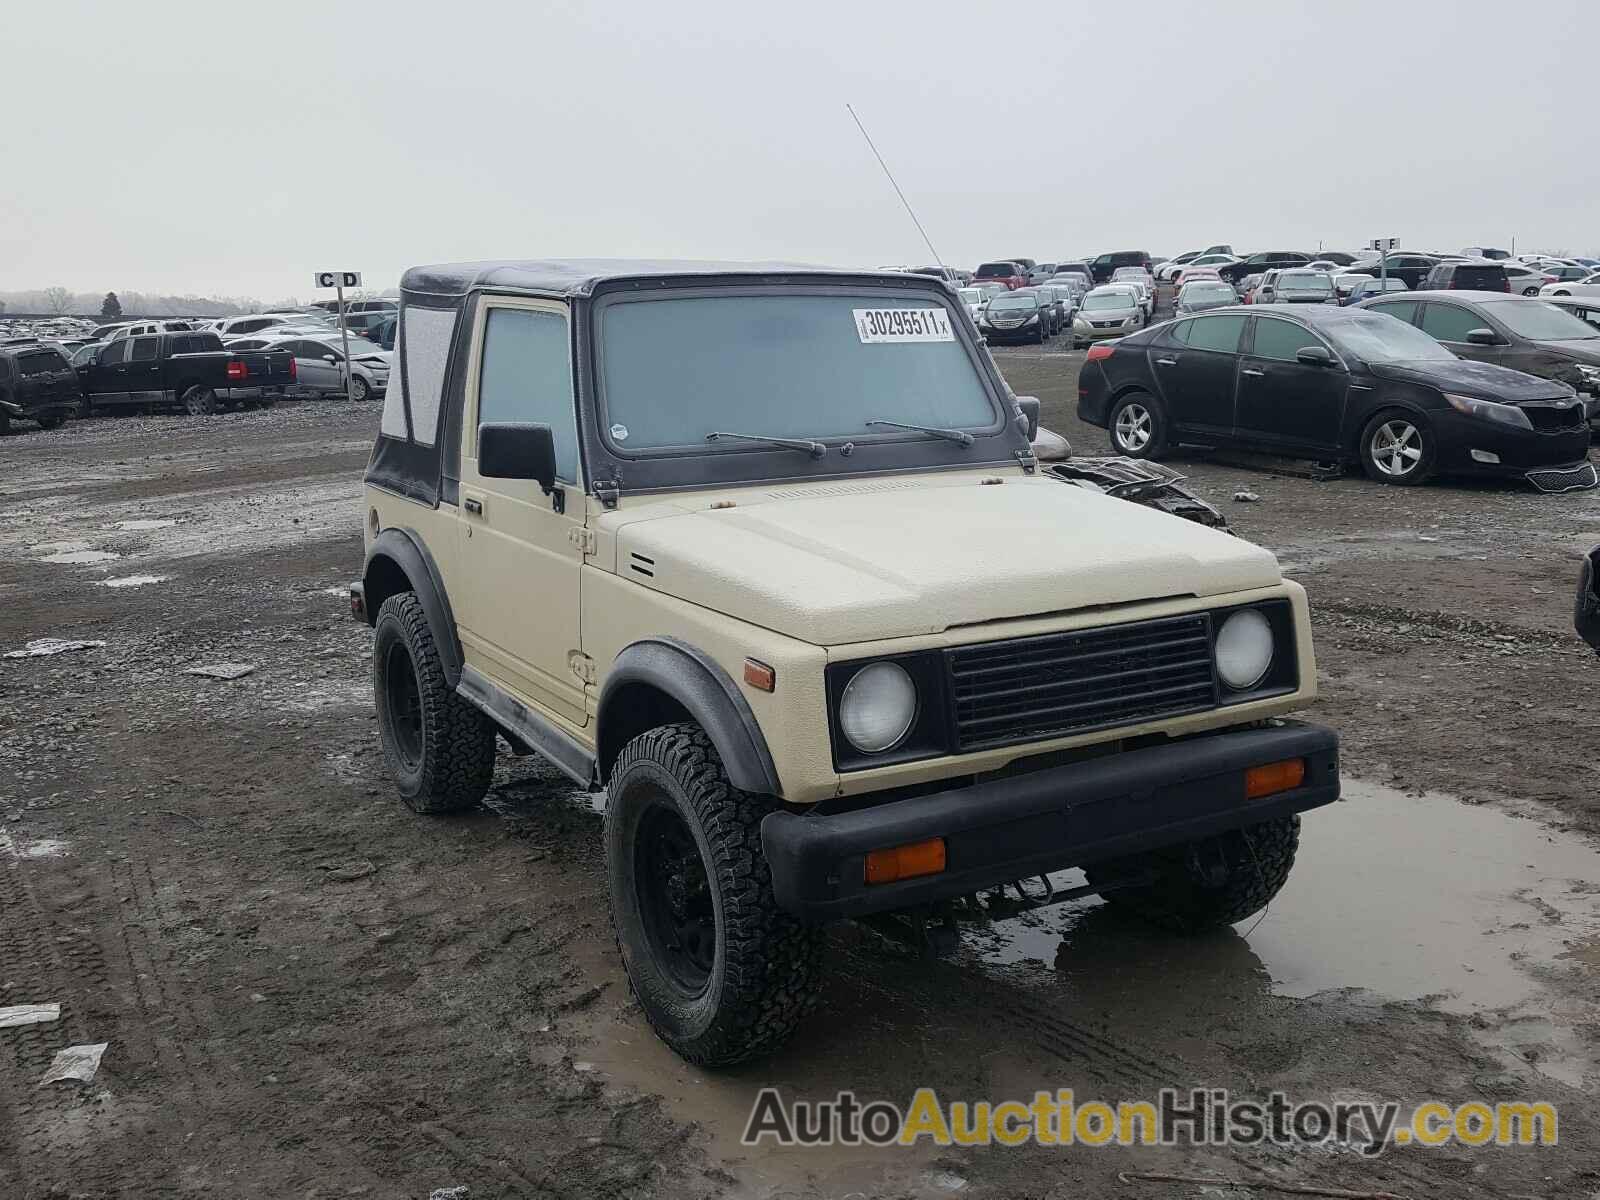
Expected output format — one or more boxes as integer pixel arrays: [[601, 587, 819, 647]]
[[453, 296, 589, 728]]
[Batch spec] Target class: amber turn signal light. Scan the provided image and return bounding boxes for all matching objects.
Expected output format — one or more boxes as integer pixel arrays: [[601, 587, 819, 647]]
[[1244, 758, 1306, 800], [743, 658, 775, 692], [864, 837, 947, 885]]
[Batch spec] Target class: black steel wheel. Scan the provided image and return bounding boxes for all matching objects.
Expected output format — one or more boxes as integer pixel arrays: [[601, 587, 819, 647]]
[[606, 723, 822, 1066], [372, 592, 496, 814]]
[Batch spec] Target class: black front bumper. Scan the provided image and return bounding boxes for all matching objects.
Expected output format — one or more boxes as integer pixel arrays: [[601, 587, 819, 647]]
[[760, 721, 1339, 922]]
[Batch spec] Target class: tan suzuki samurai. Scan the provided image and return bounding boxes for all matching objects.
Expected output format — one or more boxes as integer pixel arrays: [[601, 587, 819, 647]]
[[351, 260, 1339, 1065]]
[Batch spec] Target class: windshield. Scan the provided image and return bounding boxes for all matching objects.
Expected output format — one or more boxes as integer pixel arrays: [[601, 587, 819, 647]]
[[958, 288, 983, 304], [1278, 272, 1333, 291], [1483, 300, 1600, 341], [1326, 312, 1457, 363], [597, 293, 998, 452], [337, 336, 384, 355], [989, 295, 1036, 311], [1083, 292, 1134, 311], [1181, 284, 1235, 299]]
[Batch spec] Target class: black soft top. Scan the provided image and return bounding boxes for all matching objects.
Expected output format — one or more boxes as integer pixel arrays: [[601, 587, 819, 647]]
[[370, 259, 968, 508], [399, 258, 907, 301]]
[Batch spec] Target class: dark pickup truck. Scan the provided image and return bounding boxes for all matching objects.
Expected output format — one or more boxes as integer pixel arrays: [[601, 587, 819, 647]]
[[79, 330, 296, 415], [0, 342, 81, 434]]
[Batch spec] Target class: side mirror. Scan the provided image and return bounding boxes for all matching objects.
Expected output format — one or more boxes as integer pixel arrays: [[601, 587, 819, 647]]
[[1466, 328, 1499, 346], [479, 421, 557, 493], [1296, 345, 1335, 367], [323, 354, 339, 364], [1016, 396, 1041, 441], [1575, 545, 1600, 652]]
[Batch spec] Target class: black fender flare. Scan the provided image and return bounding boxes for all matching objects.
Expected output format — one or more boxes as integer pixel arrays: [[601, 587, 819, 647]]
[[361, 527, 464, 686], [597, 637, 782, 797]]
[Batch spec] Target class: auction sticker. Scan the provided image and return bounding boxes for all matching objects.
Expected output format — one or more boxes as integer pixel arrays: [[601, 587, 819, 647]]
[[853, 308, 955, 343]]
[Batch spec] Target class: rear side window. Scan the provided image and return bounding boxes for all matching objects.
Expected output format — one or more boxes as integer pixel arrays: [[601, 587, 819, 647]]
[[1182, 314, 1246, 353], [130, 337, 160, 362], [1250, 318, 1324, 361], [477, 307, 579, 483], [1364, 299, 1417, 325], [1419, 304, 1484, 342]]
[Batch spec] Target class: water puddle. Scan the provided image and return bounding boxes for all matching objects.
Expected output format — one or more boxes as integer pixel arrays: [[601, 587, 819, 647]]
[[0, 834, 71, 860], [97, 574, 168, 589], [40, 549, 121, 564], [978, 780, 1600, 1015]]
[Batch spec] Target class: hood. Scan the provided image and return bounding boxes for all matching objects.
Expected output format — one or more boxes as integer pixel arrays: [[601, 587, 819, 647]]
[[609, 476, 1281, 644], [1082, 306, 1138, 320], [1367, 357, 1575, 400]]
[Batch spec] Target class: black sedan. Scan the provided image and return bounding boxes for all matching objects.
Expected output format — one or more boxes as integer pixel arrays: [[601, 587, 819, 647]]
[[1354, 291, 1600, 426], [978, 290, 1053, 343], [1076, 306, 1595, 491]]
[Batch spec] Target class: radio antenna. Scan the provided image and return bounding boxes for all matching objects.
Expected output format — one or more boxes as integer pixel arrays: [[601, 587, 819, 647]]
[[846, 103, 946, 271]]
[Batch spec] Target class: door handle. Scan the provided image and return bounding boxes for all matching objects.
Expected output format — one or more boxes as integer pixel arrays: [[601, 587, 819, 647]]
[[1241, 368, 1265, 377], [1155, 357, 1177, 366], [463, 497, 484, 516]]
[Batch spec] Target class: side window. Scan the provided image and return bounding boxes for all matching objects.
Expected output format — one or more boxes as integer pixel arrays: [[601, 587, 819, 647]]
[[1250, 318, 1324, 362], [98, 340, 130, 366], [1365, 299, 1417, 326], [1167, 319, 1193, 345], [1184, 314, 1246, 353], [129, 337, 160, 362], [477, 307, 580, 483], [1419, 304, 1482, 343], [1577, 306, 1600, 331]]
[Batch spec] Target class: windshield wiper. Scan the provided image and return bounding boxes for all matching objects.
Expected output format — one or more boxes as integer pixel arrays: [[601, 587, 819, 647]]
[[864, 419, 975, 447], [705, 430, 826, 458]]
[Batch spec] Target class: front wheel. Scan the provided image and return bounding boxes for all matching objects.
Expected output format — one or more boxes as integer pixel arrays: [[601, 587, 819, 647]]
[[350, 375, 371, 402], [1086, 816, 1300, 933], [606, 724, 823, 1066], [1523, 286, 1540, 296], [1359, 410, 1434, 486], [1107, 391, 1168, 459]]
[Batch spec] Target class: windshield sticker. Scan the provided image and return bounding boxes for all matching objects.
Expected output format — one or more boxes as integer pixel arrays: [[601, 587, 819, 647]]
[[853, 308, 955, 344], [610, 423, 629, 442]]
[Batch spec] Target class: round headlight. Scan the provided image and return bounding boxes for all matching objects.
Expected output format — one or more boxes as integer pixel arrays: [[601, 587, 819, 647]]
[[839, 662, 917, 753], [1216, 609, 1274, 690]]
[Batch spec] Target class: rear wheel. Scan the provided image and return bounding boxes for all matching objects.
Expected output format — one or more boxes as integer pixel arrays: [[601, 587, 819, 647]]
[[1108, 391, 1168, 459], [372, 592, 496, 814], [1359, 410, 1434, 486], [1522, 286, 1540, 296], [182, 385, 218, 416], [37, 413, 65, 430], [1087, 816, 1300, 933]]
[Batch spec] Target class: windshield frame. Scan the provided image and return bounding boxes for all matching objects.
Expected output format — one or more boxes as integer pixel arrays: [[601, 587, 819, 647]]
[[582, 281, 1025, 497]]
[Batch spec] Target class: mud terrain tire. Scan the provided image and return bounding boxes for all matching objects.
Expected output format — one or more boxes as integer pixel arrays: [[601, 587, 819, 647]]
[[372, 592, 495, 814], [606, 723, 822, 1066], [1086, 815, 1300, 933]]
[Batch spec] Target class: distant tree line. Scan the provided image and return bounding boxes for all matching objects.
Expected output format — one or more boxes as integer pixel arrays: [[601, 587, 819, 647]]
[[0, 287, 275, 318]]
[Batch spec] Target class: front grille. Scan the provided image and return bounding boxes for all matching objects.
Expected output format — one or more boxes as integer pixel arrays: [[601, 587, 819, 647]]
[[946, 613, 1219, 751], [1091, 320, 1120, 328], [1526, 462, 1599, 493], [1522, 403, 1584, 432]]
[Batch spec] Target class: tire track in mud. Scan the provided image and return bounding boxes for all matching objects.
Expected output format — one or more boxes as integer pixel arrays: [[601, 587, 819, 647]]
[[0, 854, 106, 1187]]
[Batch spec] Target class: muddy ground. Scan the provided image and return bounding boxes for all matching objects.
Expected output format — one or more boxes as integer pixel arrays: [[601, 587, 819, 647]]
[[1, 345, 1598, 1199]]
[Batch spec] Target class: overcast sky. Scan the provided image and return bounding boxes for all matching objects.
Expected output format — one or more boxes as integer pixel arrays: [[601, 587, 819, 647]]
[[4, 0, 1595, 300]]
